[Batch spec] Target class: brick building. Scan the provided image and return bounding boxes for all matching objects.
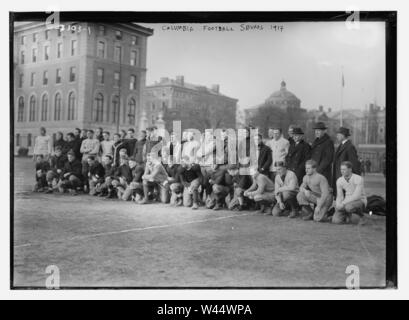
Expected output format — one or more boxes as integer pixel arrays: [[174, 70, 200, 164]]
[[13, 22, 153, 154], [143, 76, 238, 132]]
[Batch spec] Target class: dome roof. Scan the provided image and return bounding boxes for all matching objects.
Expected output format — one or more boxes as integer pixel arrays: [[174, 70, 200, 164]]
[[265, 80, 300, 104]]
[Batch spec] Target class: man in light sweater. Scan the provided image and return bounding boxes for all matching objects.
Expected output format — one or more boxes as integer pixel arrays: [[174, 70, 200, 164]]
[[271, 161, 299, 217], [33, 127, 52, 161], [332, 161, 367, 225], [297, 159, 333, 222], [244, 166, 275, 214], [265, 128, 290, 182]]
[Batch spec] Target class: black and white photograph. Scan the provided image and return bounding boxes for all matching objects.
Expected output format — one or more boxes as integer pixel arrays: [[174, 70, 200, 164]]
[[9, 8, 397, 293]]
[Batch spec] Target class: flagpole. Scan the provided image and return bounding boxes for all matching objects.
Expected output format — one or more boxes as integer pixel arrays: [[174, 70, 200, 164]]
[[340, 66, 344, 127]]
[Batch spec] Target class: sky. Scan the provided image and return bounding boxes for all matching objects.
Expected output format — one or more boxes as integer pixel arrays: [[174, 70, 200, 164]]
[[140, 22, 385, 111]]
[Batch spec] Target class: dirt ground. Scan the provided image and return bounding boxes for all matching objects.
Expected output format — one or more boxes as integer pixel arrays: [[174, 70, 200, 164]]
[[12, 157, 387, 288]]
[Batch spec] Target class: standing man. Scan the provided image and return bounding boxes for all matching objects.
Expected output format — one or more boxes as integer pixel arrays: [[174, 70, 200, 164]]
[[80, 130, 101, 191], [365, 159, 372, 174], [125, 128, 138, 156], [132, 130, 147, 165], [287, 124, 296, 146], [95, 127, 104, 142], [100, 131, 114, 158], [112, 133, 127, 167], [332, 127, 361, 192], [332, 161, 367, 225], [33, 127, 52, 161], [265, 127, 290, 182], [53, 131, 67, 155], [143, 126, 161, 161], [253, 133, 272, 177], [296, 160, 333, 222], [285, 127, 311, 185], [310, 122, 334, 185], [65, 132, 82, 160]]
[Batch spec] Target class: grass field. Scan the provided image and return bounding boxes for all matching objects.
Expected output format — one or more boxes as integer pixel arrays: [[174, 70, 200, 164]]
[[13, 157, 387, 288]]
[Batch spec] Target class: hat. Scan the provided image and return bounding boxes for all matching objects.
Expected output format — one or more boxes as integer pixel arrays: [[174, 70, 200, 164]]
[[337, 127, 351, 137], [313, 122, 327, 130], [292, 127, 304, 135]]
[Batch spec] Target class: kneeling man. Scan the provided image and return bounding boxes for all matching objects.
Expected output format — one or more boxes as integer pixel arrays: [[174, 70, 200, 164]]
[[244, 167, 275, 214], [332, 161, 367, 224], [296, 160, 333, 221], [272, 161, 299, 217]]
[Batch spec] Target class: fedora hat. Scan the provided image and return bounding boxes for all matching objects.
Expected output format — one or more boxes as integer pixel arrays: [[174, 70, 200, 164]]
[[292, 127, 304, 135], [337, 127, 351, 137], [313, 122, 327, 130]]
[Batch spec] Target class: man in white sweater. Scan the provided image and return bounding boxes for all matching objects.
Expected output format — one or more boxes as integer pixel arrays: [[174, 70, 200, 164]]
[[265, 128, 290, 182], [333, 161, 367, 225], [33, 127, 52, 161]]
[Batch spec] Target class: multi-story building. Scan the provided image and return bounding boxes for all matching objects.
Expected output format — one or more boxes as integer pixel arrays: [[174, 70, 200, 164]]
[[143, 76, 238, 132], [13, 22, 153, 154]]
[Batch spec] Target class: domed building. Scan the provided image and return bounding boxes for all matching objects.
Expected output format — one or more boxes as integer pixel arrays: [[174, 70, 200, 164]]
[[244, 80, 302, 123], [264, 80, 301, 109]]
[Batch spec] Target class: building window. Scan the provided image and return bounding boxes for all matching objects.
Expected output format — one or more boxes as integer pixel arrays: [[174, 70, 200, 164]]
[[57, 43, 62, 58], [111, 96, 119, 123], [18, 73, 24, 88], [44, 45, 50, 60], [131, 36, 138, 45], [20, 51, 25, 64], [54, 93, 62, 121], [130, 75, 137, 90], [33, 33, 38, 42], [57, 28, 62, 37], [69, 67, 76, 82], [27, 133, 32, 147], [45, 30, 50, 40], [114, 46, 122, 62], [17, 97, 24, 122], [41, 94, 48, 121], [114, 72, 120, 87], [56, 68, 62, 84], [30, 72, 35, 87], [97, 41, 105, 58], [16, 134, 20, 147], [21, 36, 26, 45], [97, 68, 104, 84], [98, 25, 106, 36], [115, 30, 122, 40], [32, 48, 38, 63], [71, 40, 77, 56], [127, 98, 136, 125], [67, 92, 76, 120], [29, 96, 36, 121], [94, 93, 104, 122], [130, 50, 138, 66], [43, 71, 48, 85]]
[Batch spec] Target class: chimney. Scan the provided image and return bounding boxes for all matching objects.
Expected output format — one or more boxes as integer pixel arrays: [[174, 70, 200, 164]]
[[328, 107, 332, 113], [175, 75, 184, 86], [319, 105, 324, 112], [211, 84, 220, 93]]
